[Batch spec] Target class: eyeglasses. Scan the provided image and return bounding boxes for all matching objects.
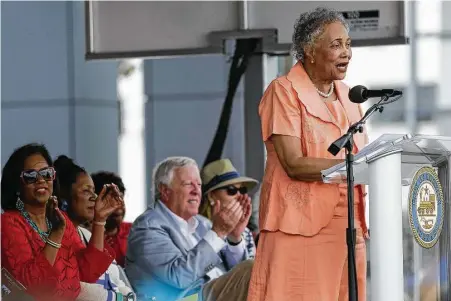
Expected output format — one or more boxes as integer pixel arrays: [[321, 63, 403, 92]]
[[219, 185, 248, 196], [20, 167, 56, 184]]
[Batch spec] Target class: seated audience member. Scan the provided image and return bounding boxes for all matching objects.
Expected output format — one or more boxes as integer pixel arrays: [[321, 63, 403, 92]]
[[249, 184, 262, 240], [126, 157, 254, 301], [54, 156, 134, 301], [0, 143, 119, 300], [91, 171, 132, 268], [199, 159, 258, 259]]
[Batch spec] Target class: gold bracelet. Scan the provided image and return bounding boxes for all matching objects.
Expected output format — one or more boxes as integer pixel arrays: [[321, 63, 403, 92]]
[[93, 220, 106, 226], [46, 238, 62, 249]]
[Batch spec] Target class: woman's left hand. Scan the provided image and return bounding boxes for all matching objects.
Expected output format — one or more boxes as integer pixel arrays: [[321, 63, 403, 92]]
[[228, 194, 252, 243], [94, 184, 125, 222]]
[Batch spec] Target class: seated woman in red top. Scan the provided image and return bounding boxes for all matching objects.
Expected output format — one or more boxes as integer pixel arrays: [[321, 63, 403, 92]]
[[90, 171, 132, 268], [1, 143, 125, 300]]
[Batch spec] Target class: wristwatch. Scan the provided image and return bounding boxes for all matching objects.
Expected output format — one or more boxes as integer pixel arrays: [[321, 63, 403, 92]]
[[227, 238, 242, 246]]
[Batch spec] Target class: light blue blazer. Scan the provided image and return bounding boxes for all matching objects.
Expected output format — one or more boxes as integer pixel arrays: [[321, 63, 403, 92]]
[[125, 201, 251, 301]]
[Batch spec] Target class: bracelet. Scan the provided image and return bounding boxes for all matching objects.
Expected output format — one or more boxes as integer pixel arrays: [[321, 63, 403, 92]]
[[227, 238, 243, 246], [46, 238, 62, 249], [92, 220, 106, 226]]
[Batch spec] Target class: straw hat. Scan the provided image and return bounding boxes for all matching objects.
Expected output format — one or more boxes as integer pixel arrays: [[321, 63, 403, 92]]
[[201, 159, 259, 195]]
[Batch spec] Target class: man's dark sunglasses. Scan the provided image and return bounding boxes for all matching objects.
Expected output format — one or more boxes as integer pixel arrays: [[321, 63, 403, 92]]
[[21, 167, 56, 184], [218, 185, 248, 196]]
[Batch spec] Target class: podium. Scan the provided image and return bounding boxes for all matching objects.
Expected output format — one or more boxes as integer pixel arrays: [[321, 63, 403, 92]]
[[322, 134, 451, 301]]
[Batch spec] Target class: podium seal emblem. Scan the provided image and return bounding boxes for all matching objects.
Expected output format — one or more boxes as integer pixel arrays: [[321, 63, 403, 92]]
[[409, 166, 445, 249]]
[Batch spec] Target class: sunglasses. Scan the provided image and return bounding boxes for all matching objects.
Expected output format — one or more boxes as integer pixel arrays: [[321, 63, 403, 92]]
[[21, 167, 56, 184], [218, 185, 248, 196]]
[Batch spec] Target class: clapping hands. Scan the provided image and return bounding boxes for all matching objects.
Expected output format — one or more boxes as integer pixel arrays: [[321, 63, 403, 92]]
[[211, 193, 252, 242], [94, 184, 125, 223], [228, 194, 252, 243]]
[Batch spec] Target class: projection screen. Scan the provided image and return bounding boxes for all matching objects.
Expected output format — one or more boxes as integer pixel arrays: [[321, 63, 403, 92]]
[[85, 1, 407, 60]]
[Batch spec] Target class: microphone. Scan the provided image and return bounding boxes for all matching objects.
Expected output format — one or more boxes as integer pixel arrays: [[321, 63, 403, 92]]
[[349, 85, 402, 103]]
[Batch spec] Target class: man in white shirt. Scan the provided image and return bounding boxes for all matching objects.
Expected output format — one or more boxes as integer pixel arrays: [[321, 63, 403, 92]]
[[126, 157, 254, 301]]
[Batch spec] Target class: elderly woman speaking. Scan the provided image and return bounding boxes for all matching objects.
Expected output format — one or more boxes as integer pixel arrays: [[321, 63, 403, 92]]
[[247, 7, 369, 301]]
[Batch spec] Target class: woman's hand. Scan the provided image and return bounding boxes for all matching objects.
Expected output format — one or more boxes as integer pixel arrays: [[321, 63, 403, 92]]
[[211, 199, 243, 239], [228, 194, 252, 243], [94, 184, 125, 223], [47, 196, 66, 241]]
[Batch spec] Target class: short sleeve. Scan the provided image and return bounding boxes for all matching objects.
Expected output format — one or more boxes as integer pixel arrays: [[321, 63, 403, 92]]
[[259, 80, 301, 141]]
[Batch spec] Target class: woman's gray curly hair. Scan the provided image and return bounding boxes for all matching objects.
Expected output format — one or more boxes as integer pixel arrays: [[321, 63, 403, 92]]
[[292, 7, 349, 63]]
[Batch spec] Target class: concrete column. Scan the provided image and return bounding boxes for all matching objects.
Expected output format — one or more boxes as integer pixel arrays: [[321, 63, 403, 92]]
[[1, 1, 119, 173], [243, 54, 281, 233], [243, 54, 279, 182], [437, 2, 451, 136], [117, 60, 147, 221], [407, 1, 418, 135]]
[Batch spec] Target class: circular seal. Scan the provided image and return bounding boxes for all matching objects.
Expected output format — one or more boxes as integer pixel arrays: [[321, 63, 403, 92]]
[[408, 166, 445, 249]]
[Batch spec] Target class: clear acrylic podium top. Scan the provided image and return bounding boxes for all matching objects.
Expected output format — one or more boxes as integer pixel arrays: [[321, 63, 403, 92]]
[[321, 134, 451, 186]]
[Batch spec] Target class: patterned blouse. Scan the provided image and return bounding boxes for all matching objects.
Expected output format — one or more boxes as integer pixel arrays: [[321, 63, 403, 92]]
[[1, 210, 114, 300]]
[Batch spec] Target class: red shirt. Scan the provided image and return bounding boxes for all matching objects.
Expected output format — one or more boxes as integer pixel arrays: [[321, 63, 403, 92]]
[[1, 210, 114, 300], [105, 222, 132, 267]]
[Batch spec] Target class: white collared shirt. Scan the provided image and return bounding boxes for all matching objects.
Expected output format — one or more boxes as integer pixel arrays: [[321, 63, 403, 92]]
[[159, 202, 245, 280]]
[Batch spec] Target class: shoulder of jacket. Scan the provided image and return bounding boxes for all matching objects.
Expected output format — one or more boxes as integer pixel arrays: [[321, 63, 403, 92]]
[[127, 209, 161, 232], [269, 75, 292, 90], [1, 210, 25, 224]]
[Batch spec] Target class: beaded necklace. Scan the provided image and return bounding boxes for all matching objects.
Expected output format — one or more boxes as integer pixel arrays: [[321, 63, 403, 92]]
[[17, 202, 52, 242]]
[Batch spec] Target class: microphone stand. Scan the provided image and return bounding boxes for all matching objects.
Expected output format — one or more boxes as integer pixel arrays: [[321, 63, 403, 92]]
[[327, 95, 393, 301]]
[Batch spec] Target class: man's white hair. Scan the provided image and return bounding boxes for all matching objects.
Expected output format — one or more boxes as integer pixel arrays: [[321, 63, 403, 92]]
[[152, 156, 198, 200]]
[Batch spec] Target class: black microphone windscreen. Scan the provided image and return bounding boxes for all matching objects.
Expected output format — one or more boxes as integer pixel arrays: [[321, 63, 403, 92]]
[[348, 85, 367, 104]]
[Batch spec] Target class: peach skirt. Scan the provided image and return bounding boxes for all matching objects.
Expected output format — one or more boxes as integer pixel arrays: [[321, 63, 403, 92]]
[[247, 216, 367, 301]]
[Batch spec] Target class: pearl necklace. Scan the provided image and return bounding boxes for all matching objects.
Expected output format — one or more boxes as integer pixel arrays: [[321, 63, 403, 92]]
[[315, 82, 334, 98]]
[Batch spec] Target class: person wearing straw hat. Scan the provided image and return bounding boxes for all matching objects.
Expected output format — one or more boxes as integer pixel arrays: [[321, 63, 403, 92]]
[[200, 159, 258, 259]]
